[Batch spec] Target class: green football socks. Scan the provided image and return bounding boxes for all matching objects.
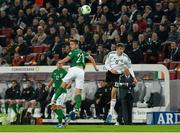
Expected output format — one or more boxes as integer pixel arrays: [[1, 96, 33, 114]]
[[75, 94, 81, 111]]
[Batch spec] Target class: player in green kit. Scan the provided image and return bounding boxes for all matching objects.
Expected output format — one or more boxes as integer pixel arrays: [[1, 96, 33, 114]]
[[58, 39, 98, 119], [46, 61, 71, 128]]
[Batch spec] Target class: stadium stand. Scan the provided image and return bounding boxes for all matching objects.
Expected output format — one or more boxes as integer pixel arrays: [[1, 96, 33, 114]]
[[0, 0, 179, 125]]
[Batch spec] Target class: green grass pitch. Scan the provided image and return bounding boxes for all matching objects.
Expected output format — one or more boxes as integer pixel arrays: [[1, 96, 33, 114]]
[[0, 125, 180, 132]]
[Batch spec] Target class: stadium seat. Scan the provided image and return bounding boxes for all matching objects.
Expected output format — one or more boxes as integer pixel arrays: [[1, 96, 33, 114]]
[[30, 46, 44, 53], [169, 71, 176, 80], [176, 72, 180, 79], [158, 53, 165, 62], [158, 62, 170, 69], [53, 54, 59, 62], [169, 62, 179, 70], [43, 46, 50, 52], [0, 28, 13, 37]]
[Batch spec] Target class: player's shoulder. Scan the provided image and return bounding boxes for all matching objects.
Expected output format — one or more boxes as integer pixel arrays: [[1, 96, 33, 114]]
[[123, 53, 131, 60], [107, 51, 116, 56]]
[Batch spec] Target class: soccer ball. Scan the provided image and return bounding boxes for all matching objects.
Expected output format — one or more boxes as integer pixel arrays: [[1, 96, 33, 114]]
[[81, 5, 91, 15]]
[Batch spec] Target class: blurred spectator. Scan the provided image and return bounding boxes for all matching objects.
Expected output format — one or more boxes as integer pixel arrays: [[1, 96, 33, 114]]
[[47, 36, 62, 61], [157, 24, 169, 43], [15, 28, 24, 42], [165, 2, 177, 23], [38, 8, 48, 21], [90, 0, 98, 15], [90, 34, 102, 53], [66, 0, 78, 14], [146, 32, 161, 63], [16, 9, 28, 30], [102, 5, 114, 22], [174, 14, 180, 30], [164, 41, 180, 62], [117, 5, 128, 25], [102, 34, 111, 50], [37, 53, 48, 66], [138, 34, 148, 52], [83, 25, 92, 44], [31, 18, 39, 33], [1, 47, 11, 64], [59, 26, 69, 43], [132, 23, 140, 41], [168, 24, 180, 42], [0, 57, 9, 66], [136, 13, 147, 33], [99, 15, 108, 32], [90, 5, 102, 25], [25, 8, 34, 27], [12, 53, 25, 66], [143, 6, 153, 22], [58, 8, 73, 32], [119, 14, 131, 32], [7, 39, 17, 57], [153, 3, 164, 23], [76, 15, 85, 35], [119, 25, 127, 43], [70, 28, 80, 41], [125, 33, 134, 53], [31, 26, 47, 45], [96, 45, 108, 63], [24, 27, 35, 46], [129, 41, 144, 64], [104, 23, 118, 40], [0, 10, 11, 28], [57, 0, 66, 13], [79, 35, 89, 52], [160, 15, 170, 29], [129, 4, 139, 23], [44, 26, 57, 45], [60, 45, 70, 59], [16, 36, 29, 55]]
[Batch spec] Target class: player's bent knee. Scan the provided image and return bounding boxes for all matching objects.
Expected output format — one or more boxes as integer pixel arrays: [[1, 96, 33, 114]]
[[61, 82, 67, 88]]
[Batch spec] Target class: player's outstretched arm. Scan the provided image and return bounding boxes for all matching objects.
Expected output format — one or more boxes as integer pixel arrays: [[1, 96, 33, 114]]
[[58, 56, 71, 64], [46, 79, 53, 91], [88, 55, 99, 71]]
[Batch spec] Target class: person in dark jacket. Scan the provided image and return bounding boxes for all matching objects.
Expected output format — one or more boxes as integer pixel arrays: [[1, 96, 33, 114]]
[[4, 80, 21, 115], [28, 81, 48, 118], [128, 41, 144, 64], [95, 81, 111, 120], [164, 41, 180, 62], [114, 68, 136, 125], [20, 80, 35, 117]]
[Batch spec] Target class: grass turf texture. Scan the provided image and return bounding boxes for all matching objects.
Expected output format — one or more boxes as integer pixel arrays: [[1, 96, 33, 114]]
[[0, 125, 180, 132]]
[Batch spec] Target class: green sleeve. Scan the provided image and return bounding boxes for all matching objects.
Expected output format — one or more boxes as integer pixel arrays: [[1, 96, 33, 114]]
[[84, 51, 90, 59], [68, 51, 74, 59]]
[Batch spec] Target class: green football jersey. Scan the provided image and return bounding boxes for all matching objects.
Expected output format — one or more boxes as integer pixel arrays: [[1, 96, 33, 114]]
[[51, 68, 67, 92], [68, 48, 89, 67]]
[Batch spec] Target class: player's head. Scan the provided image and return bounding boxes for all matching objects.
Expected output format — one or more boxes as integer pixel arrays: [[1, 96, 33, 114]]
[[170, 41, 177, 50], [116, 43, 125, 55], [11, 80, 17, 88], [69, 39, 79, 50], [123, 67, 130, 76], [57, 61, 63, 69]]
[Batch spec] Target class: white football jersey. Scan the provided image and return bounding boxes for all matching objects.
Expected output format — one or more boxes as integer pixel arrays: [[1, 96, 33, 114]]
[[105, 51, 132, 74]]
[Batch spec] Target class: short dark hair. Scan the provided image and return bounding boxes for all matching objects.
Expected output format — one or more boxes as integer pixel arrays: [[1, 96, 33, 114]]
[[116, 43, 125, 48], [69, 38, 79, 45]]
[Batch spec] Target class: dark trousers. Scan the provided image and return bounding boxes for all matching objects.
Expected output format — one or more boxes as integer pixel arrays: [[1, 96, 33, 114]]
[[114, 100, 123, 124], [80, 99, 94, 118], [95, 100, 110, 120], [121, 93, 133, 125], [39, 101, 47, 117]]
